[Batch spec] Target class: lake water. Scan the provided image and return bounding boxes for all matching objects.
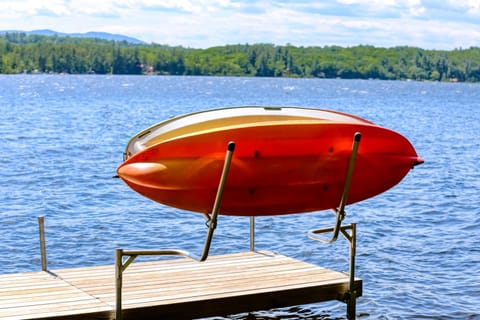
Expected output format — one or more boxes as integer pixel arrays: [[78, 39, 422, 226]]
[[0, 75, 479, 319]]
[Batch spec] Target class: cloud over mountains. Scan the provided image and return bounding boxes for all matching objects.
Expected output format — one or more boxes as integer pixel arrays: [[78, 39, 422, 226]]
[[0, 0, 479, 49]]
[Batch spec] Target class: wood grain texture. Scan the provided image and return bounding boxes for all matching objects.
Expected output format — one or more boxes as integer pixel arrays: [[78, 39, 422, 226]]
[[0, 251, 361, 320]]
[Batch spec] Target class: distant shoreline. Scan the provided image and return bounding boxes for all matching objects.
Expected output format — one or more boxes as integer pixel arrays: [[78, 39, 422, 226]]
[[1, 32, 479, 82], [0, 73, 468, 85]]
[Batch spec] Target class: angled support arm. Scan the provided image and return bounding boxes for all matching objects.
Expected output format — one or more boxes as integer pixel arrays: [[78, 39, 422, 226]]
[[308, 132, 361, 244], [115, 141, 235, 320], [199, 141, 236, 261]]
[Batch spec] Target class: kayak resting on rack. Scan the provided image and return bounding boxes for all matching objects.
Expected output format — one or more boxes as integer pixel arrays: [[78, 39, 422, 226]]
[[117, 106, 423, 216]]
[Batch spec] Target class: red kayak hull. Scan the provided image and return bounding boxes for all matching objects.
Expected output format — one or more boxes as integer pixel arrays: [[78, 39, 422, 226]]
[[117, 108, 422, 216]]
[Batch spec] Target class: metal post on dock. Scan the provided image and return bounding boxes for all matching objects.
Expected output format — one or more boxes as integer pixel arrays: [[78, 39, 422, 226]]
[[38, 216, 47, 271], [115, 249, 123, 320], [346, 223, 357, 320], [308, 223, 358, 320], [250, 216, 255, 251]]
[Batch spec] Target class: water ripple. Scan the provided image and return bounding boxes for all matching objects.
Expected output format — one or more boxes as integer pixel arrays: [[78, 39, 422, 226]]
[[1, 75, 479, 319]]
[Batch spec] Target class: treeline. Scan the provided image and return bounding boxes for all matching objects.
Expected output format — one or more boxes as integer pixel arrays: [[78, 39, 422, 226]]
[[1, 32, 480, 82]]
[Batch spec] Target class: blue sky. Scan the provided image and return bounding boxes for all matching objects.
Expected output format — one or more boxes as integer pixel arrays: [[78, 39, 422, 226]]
[[0, 0, 479, 49]]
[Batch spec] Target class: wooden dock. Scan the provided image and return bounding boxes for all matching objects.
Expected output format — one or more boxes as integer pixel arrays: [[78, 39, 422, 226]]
[[0, 250, 362, 320]]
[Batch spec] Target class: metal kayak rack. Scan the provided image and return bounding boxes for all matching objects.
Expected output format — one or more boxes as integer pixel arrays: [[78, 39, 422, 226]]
[[114, 133, 362, 320]]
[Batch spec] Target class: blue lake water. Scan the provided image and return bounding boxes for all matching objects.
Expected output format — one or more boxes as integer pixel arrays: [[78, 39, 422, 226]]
[[0, 75, 479, 319]]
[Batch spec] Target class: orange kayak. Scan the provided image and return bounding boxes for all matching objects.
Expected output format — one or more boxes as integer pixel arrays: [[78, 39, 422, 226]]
[[117, 106, 423, 216]]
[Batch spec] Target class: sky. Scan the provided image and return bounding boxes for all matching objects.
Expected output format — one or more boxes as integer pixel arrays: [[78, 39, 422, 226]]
[[0, 0, 479, 50]]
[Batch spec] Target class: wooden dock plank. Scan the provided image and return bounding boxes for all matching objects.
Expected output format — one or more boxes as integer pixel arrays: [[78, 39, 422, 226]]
[[0, 251, 361, 320], [0, 271, 111, 320]]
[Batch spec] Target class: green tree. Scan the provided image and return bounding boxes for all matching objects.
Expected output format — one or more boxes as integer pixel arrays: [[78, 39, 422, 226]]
[[1, 32, 480, 81]]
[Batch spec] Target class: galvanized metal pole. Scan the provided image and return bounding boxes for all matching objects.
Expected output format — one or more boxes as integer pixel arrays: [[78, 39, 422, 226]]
[[309, 133, 361, 244], [199, 141, 235, 261], [115, 249, 123, 320], [38, 216, 47, 271], [331, 132, 361, 243], [346, 223, 357, 320], [338, 133, 361, 217], [250, 216, 255, 251]]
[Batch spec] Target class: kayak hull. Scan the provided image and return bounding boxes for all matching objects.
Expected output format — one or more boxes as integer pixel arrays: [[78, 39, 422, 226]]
[[117, 107, 422, 216]]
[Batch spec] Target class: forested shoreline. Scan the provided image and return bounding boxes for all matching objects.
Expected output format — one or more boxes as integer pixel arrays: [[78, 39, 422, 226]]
[[1, 32, 480, 82]]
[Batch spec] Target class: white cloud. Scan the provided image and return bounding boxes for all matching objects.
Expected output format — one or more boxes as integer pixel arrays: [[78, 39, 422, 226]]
[[103, 0, 240, 14], [0, 1, 62, 16], [449, 0, 480, 15], [333, 0, 422, 21], [337, 0, 396, 6], [0, 0, 478, 49]]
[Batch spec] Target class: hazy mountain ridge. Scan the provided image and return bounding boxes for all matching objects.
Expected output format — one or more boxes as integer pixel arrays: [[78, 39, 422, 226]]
[[0, 29, 145, 44]]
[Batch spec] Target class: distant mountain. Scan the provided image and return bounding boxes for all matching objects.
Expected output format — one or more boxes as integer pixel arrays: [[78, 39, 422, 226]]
[[0, 29, 146, 44]]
